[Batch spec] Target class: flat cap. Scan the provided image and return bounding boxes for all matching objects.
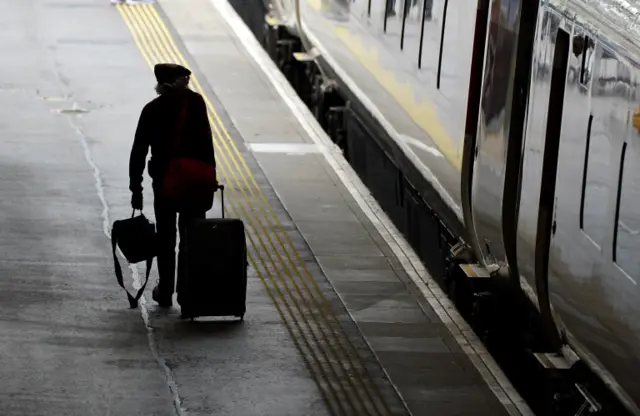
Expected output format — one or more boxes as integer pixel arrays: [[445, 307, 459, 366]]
[[154, 63, 191, 85]]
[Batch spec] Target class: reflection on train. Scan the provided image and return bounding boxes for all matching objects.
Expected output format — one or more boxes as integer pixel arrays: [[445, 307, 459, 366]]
[[270, 0, 640, 412]]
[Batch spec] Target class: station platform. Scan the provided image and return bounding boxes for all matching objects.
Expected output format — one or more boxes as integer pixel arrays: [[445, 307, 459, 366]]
[[0, 0, 530, 415]]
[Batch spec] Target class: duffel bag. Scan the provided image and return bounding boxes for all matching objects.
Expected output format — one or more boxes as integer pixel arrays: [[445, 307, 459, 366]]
[[111, 210, 157, 308]]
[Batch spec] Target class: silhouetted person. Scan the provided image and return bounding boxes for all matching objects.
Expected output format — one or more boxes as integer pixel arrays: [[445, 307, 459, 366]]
[[129, 63, 216, 308]]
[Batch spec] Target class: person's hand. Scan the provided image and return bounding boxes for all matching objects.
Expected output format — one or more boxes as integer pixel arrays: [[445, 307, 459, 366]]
[[131, 192, 143, 211]]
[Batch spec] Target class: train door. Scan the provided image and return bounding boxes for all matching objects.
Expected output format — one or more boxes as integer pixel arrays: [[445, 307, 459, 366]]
[[542, 20, 608, 351], [512, 7, 574, 346], [469, 0, 538, 277], [515, 6, 560, 306]]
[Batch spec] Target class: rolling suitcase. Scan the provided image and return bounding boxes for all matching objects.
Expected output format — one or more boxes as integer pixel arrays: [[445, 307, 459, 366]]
[[179, 185, 248, 321]]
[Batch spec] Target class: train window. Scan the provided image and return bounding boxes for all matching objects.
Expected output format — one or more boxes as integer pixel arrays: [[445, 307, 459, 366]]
[[615, 140, 640, 280], [582, 131, 612, 247]]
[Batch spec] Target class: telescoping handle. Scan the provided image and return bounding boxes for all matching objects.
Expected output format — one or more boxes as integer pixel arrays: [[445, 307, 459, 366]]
[[218, 184, 225, 219]]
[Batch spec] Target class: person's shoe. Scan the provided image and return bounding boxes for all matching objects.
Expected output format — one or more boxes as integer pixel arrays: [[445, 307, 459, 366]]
[[152, 285, 172, 308]]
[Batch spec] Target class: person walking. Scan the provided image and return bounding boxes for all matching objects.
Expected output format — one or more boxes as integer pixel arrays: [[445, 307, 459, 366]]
[[129, 63, 216, 308]]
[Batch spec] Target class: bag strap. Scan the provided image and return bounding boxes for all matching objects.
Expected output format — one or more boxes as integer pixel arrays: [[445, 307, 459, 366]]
[[219, 184, 225, 219], [111, 216, 153, 309], [172, 98, 189, 153]]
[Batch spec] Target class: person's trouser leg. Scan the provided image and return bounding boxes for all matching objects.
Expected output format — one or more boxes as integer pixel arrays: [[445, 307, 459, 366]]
[[176, 210, 206, 305], [153, 193, 178, 301]]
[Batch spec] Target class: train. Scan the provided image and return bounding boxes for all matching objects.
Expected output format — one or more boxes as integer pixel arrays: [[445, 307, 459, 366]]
[[237, 0, 640, 413]]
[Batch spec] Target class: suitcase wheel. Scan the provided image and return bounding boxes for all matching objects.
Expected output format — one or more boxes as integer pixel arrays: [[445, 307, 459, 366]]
[[236, 314, 244, 321]]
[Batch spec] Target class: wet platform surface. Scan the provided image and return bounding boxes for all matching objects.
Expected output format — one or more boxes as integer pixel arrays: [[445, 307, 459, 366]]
[[0, 0, 528, 415]]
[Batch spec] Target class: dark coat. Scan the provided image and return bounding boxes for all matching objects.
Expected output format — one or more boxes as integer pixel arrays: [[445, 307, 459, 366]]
[[129, 88, 216, 195]]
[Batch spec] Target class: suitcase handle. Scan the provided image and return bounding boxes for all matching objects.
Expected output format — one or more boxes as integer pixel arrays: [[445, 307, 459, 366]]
[[217, 184, 225, 218]]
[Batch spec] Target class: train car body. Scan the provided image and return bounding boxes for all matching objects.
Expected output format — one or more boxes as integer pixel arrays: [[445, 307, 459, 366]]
[[267, 0, 640, 412], [517, 1, 640, 412]]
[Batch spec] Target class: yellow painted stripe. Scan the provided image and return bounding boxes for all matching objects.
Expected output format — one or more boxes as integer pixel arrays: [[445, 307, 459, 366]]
[[305, 0, 462, 171], [118, 4, 390, 416]]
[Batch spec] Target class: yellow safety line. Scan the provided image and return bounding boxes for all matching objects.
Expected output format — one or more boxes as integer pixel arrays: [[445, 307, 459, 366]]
[[118, 4, 390, 415], [119, 8, 153, 68]]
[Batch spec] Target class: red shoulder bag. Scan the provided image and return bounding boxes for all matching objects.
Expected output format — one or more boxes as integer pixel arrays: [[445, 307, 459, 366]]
[[162, 99, 218, 212]]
